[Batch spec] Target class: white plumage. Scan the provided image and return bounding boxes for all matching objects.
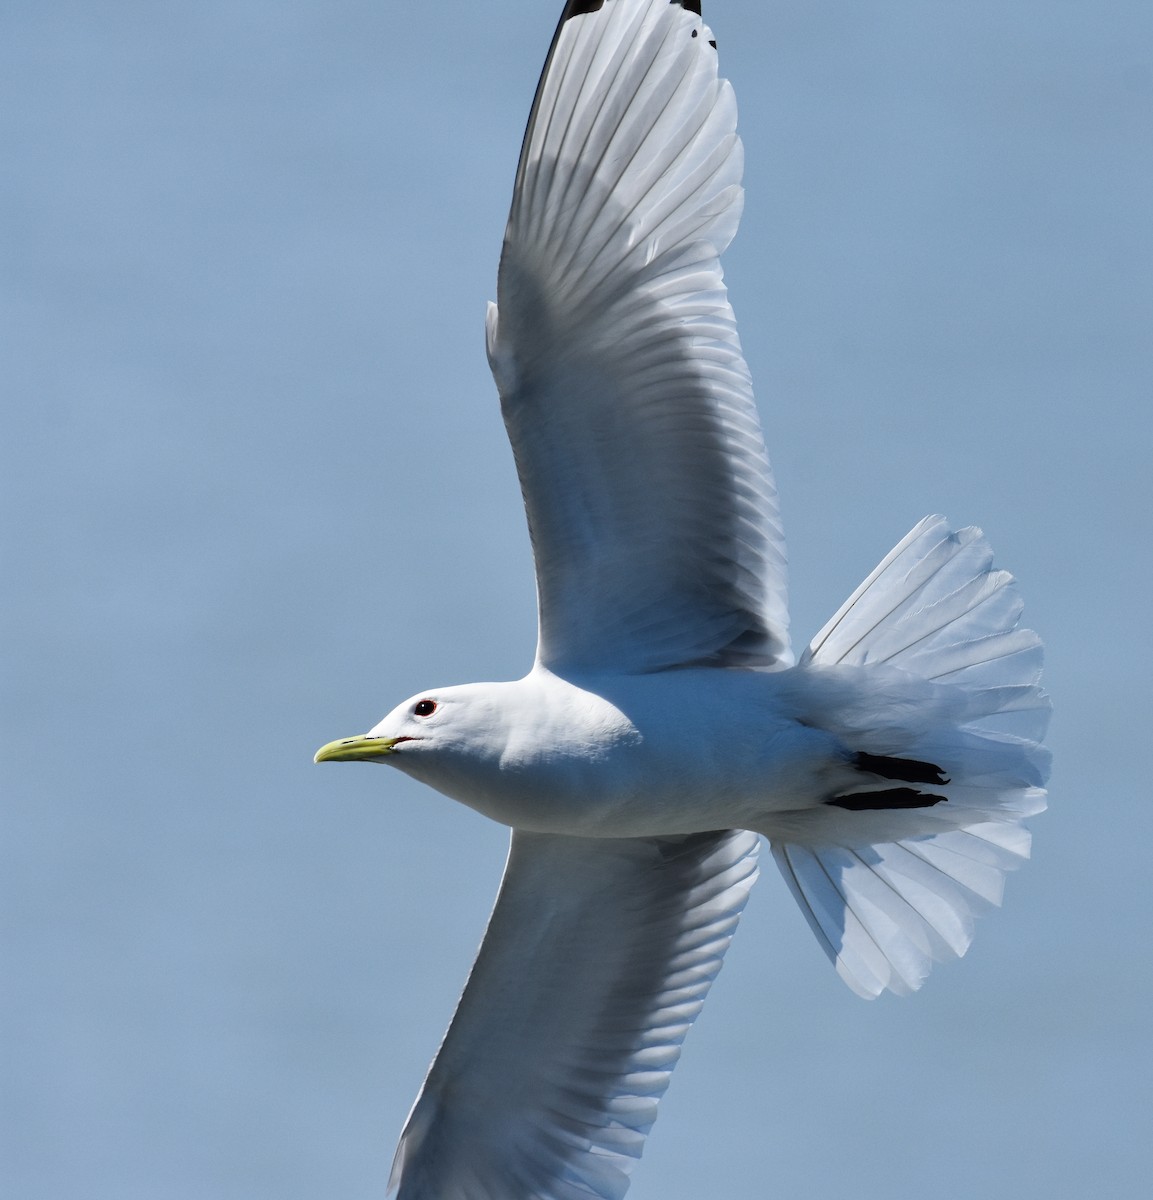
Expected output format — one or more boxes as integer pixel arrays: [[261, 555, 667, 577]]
[[387, 829, 759, 1199], [314, 2, 1050, 1195]]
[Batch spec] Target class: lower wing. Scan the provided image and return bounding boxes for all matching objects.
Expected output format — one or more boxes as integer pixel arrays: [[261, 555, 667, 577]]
[[389, 826, 759, 1199]]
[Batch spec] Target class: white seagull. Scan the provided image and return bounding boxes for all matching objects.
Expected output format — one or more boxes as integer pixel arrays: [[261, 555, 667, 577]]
[[315, 2, 1050, 1196]]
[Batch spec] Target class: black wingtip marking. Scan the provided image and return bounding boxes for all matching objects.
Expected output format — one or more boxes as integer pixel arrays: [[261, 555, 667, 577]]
[[561, 0, 606, 20], [828, 788, 949, 812], [853, 751, 950, 786], [562, 2, 706, 25]]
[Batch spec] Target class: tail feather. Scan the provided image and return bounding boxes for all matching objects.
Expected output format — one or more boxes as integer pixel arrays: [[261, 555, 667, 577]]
[[773, 824, 1031, 999], [803, 516, 1042, 686], [769, 516, 1050, 999]]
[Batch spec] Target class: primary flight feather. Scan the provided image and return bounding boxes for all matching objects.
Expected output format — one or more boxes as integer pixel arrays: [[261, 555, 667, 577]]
[[314, 2, 1050, 1196]]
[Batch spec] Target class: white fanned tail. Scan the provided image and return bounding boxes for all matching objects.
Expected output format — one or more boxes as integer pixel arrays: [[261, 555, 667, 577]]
[[764, 516, 1050, 999]]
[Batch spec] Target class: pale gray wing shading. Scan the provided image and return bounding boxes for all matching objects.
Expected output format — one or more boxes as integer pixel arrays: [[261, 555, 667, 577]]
[[486, 0, 790, 675], [388, 827, 760, 1200]]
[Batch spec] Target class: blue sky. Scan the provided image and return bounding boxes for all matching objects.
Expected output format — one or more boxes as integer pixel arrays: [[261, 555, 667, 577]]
[[3, 1, 1150, 1196]]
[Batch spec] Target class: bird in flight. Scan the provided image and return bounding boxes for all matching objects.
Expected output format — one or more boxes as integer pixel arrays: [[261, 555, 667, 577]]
[[315, 2, 1050, 1196]]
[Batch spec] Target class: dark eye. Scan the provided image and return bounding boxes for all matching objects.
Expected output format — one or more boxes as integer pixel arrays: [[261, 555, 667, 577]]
[[413, 699, 437, 717]]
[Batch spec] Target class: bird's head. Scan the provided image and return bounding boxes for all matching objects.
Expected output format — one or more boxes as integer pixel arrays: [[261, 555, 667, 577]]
[[314, 682, 511, 771], [314, 672, 642, 828]]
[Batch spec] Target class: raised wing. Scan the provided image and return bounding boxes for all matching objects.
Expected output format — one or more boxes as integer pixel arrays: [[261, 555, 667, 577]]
[[487, 0, 790, 675], [388, 828, 759, 1199]]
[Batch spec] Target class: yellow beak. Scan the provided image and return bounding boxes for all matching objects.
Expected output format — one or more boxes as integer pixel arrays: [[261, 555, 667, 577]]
[[313, 735, 401, 763]]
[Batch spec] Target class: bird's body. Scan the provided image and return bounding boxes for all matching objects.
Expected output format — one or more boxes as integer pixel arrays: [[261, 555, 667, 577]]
[[361, 666, 845, 837], [315, 2, 1050, 1196]]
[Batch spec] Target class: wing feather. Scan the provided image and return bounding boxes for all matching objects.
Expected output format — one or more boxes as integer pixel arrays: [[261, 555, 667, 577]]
[[488, 0, 789, 674], [389, 827, 759, 1199]]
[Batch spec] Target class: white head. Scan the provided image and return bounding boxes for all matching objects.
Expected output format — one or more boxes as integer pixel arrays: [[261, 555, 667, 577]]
[[316, 673, 653, 831], [314, 683, 512, 773]]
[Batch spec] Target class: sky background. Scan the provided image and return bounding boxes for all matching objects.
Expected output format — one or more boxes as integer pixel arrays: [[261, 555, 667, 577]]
[[3, 1, 1150, 1196]]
